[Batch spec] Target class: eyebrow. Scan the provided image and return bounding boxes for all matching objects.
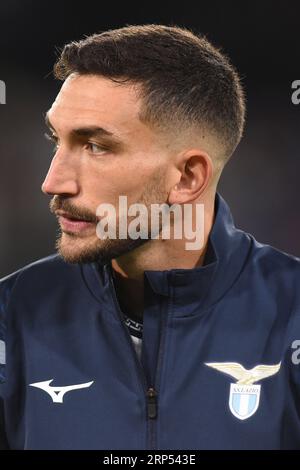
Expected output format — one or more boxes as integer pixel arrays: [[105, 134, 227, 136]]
[[44, 111, 124, 149]]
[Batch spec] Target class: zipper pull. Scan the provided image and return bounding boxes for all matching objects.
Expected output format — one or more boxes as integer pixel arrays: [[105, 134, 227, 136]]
[[147, 387, 158, 419]]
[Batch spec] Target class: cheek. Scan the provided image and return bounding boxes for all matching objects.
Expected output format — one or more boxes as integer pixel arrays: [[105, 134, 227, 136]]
[[81, 149, 167, 206], [79, 164, 146, 210]]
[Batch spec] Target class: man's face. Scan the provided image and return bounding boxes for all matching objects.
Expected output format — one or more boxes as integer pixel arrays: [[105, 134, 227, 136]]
[[41, 74, 170, 264]]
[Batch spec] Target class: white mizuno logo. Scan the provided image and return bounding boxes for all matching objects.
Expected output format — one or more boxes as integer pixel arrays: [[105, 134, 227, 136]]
[[29, 379, 94, 403]]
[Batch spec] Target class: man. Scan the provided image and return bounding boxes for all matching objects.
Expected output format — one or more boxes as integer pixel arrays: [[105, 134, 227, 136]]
[[1, 24, 300, 450]]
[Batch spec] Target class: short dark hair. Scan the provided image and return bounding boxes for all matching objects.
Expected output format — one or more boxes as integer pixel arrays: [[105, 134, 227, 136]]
[[54, 24, 245, 164]]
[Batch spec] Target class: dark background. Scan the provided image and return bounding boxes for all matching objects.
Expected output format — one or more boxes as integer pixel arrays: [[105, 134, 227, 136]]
[[0, 1, 299, 277]]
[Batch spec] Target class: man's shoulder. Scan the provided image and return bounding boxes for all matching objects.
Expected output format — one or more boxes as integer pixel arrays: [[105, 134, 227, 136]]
[[247, 234, 300, 289], [0, 254, 79, 298], [250, 235, 300, 269]]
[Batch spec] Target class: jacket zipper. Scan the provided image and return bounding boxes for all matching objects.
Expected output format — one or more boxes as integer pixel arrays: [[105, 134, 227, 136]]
[[148, 298, 169, 448], [146, 387, 158, 419], [108, 271, 170, 450]]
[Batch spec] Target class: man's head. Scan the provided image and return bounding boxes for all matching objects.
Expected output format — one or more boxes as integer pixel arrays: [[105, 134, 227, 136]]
[[41, 24, 245, 264]]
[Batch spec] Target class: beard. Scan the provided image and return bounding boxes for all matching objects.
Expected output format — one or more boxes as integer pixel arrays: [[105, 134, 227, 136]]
[[55, 232, 150, 265], [50, 170, 168, 265]]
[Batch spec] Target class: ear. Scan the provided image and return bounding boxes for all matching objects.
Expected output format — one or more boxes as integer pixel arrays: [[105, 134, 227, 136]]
[[168, 149, 213, 204]]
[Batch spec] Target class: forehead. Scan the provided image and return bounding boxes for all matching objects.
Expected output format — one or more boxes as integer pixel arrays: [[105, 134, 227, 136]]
[[48, 74, 143, 136]]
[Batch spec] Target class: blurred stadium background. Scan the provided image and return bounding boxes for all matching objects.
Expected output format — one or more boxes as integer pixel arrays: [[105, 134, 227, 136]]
[[0, 0, 299, 277]]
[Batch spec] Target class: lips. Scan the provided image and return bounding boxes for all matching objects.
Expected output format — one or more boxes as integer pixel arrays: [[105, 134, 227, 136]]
[[56, 211, 95, 233]]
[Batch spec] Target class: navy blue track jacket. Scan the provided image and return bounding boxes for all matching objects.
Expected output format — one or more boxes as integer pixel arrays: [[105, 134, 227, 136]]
[[1, 192, 300, 450]]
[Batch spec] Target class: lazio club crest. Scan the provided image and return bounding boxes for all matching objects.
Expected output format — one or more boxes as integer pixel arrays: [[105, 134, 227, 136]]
[[205, 361, 281, 421]]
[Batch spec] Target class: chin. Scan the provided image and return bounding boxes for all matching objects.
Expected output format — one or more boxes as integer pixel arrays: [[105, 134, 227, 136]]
[[56, 231, 150, 265], [55, 233, 103, 264]]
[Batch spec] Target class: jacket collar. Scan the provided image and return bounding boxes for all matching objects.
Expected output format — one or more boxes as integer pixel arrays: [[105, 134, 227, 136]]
[[81, 192, 252, 315]]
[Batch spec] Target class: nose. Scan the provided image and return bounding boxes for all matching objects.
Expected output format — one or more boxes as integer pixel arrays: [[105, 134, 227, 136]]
[[41, 149, 80, 196]]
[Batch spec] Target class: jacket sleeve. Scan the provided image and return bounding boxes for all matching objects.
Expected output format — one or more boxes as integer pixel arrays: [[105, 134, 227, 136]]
[[0, 398, 9, 449], [0, 271, 21, 450]]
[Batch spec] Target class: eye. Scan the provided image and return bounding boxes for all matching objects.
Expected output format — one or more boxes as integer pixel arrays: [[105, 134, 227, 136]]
[[86, 142, 107, 155], [44, 132, 60, 152]]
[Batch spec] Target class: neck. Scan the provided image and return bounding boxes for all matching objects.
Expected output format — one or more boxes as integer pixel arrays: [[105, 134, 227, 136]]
[[110, 193, 216, 320]]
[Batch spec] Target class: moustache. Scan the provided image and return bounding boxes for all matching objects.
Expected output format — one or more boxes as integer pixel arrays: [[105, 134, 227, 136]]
[[49, 196, 98, 223]]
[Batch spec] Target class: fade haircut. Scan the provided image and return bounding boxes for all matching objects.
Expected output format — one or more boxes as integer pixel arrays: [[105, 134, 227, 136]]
[[54, 24, 245, 165]]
